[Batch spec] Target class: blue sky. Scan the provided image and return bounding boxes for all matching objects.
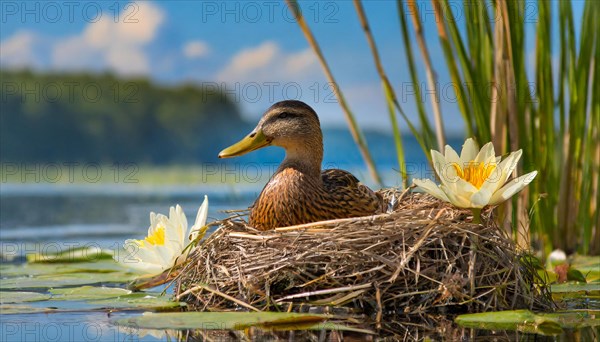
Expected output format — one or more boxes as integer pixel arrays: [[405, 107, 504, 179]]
[[0, 1, 584, 132]]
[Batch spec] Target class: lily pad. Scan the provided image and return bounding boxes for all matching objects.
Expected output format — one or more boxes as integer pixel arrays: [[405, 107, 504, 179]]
[[551, 283, 600, 294], [551, 283, 600, 303], [0, 304, 56, 314], [49, 286, 131, 300], [1, 263, 66, 277], [0, 271, 137, 290], [115, 312, 330, 331], [26, 246, 114, 263], [566, 269, 588, 283], [455, 310, 600, 336], [0, 291, 51, 304], [1, 260, 127, 278], [571, 256, 600, 282], [87, 293, 185, 310], [0, 286, 186, 313]]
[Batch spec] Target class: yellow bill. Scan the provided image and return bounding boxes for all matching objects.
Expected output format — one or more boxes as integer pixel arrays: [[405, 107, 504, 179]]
[[218, 129, 270, 158]]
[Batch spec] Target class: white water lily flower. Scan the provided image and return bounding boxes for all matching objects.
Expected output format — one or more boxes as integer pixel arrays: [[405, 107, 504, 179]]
[[413, 138, 537, 209], [115, 196, 209, 275]]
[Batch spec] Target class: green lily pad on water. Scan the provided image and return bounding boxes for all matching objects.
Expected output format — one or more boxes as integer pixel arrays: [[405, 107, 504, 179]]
[[455, 309, 600, 336], [571, 256, 600, 282], [551, 283, 600, 295], [0, 271, 138, 290], [87, 293, 185, 310], [26, 246, 114, 263], [49, 286, 131, 300], [0, 291, 51, 304], [1, 287, 184, 313], [49, 286, 184, 310], [1, 260, 128, 278], [116, 312, 333, 331], [0, 304, 56, 314]]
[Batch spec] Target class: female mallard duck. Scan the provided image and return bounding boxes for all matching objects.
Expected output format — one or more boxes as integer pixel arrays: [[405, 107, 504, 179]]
[[218, 100, 384, 230]]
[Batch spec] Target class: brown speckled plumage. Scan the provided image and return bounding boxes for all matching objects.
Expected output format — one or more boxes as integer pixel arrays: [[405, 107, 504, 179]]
[[219, 100, 384, 230]]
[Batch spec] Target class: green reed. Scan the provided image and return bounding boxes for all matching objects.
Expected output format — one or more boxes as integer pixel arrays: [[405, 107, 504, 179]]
[[402, 0, 598, 254], [290, 0, 598, 254], [285, 0, 383, 185]]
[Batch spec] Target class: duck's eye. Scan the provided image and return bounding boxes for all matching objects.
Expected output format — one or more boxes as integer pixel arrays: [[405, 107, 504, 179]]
[[279, 112, 291, 119]]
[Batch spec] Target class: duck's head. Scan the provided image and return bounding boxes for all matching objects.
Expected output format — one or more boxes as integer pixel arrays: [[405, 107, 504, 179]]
[[218, 100, 322, 159]]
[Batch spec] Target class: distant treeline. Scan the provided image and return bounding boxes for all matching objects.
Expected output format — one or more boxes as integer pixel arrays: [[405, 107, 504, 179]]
[[1, 70, 248, 164]]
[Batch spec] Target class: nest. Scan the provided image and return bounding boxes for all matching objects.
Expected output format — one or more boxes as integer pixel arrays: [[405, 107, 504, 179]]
[[175, 190, 552, 317]]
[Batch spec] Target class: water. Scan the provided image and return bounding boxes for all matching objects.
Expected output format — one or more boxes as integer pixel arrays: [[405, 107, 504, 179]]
[[1, 184, 255, 253]]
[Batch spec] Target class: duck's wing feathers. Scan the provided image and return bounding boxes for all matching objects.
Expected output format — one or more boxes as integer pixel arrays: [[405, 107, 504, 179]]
[[321, 169, 360, 189], [321, 169, 385, 215]]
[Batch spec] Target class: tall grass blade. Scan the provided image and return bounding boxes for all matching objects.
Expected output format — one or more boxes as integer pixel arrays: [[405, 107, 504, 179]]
[[396, 0, 437, 147], [353, 0, 407, 187], [405, 0, 446, 150], [295, 0, 599, 254], [284, 0, 382, 185]]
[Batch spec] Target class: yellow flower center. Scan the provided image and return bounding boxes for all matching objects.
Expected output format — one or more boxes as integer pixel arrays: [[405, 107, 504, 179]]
[[136, 226, 166, 246], [453, 162, 496, 189]]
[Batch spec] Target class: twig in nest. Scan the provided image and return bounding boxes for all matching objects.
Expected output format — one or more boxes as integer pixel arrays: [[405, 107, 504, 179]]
[[176, 283, 261, 312], [276, 283, 373, 302]]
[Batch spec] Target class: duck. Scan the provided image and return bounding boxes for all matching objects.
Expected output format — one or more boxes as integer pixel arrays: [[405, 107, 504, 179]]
[[218, 100, 385, 230]]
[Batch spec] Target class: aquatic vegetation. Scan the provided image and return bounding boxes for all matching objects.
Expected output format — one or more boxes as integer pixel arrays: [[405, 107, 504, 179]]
[[114, 196, 208, 275], [456, 309, 600, 336], [413, 138, 537, 216], [290, 0, 598, 254]]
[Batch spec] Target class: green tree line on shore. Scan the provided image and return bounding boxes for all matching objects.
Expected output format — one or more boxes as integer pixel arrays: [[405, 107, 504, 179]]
[[1, 70, 247, 164]]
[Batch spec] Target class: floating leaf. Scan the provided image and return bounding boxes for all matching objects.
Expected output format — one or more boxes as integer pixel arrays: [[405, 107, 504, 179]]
[[0, 304, 56, 314], [551, 283, 600, 303], [7, 291, 181, 312], [571, 256, 600, 282], [27, 246, 114, 263], [0, 291, 51, 304], [49, 286, 131, 300], [1, 263, 66, 277], [115, 312, 331, 331], [87, 293, 185, 310], [567, 269, 588, 283], [0, 272, 137, 290], [456, 310, 600, 336], [0, 261, 127, 278], [551, 283, 600, 294]]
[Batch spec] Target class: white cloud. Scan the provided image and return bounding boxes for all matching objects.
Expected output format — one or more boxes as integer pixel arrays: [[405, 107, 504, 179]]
[[285, 48, 316, 72], [183, 41, 210, 59], [216, 41, 320, 83], [52, 2, 165, 75], [0, 31, 42, 68]]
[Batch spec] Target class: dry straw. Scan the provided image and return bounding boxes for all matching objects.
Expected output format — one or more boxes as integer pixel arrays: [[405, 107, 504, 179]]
[[175, 190, 552, 317]]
